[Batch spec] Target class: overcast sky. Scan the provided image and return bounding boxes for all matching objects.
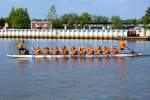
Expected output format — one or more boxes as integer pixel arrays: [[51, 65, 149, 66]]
[[0, 0, 149, 19]]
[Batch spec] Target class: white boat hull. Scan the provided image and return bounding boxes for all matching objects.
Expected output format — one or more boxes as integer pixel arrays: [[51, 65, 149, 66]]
[[6, 53, 142, 58]]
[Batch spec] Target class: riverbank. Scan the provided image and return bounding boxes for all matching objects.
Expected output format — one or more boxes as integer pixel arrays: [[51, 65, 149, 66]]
[[0, 29, 150, 40]]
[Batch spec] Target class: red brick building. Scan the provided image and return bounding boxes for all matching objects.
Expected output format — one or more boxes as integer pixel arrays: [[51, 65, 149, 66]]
[[31, 21, 52, 29]]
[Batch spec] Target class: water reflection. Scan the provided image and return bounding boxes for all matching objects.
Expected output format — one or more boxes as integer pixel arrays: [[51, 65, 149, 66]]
[[111, 57, 118, 62], [119, 57, 125, 80], [62, 57, 69, 63], [71, 57, 78, 62], [116, 57, 126, 100], [16, 58, 29, 68], [88, 57, 94, 63], [13, 57, 127, 66], [96, 57, 102, 64], [43, 58, 50, 63], [80, 57, 86, 63], [104, 57, 110, 64]]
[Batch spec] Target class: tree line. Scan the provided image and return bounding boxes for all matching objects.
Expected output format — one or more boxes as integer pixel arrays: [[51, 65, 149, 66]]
[[0, 6, 150, 29]]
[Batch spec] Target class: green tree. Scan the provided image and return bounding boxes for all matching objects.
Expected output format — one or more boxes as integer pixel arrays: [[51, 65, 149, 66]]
[[61, 13, 79, 29], [0, 17, 6, 29], [141, 7, 150, 30], [80, 12, 91, 28], [92, 16, 109, 23], [145, 7, 150, 17], [111, 16, 122, 29], [8, 7, 30, 29], [7, 7, 15, 28], [52, 18, 63, 29], [141, 16, 150, 29], [131, 19, 138, 27]]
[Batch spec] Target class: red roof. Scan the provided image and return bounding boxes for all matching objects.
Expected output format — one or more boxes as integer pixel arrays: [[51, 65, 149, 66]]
[[31, 21, 50, 24]]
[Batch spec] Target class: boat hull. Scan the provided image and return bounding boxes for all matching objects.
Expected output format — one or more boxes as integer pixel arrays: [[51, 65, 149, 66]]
[[6, 53, 142, 58]]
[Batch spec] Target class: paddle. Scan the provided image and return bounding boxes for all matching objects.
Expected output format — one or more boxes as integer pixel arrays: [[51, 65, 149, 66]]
[[125, 46, 138, 55]]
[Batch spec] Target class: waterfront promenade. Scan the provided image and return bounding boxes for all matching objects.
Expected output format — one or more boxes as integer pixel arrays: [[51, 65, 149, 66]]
[[0, 29, 150, 40]]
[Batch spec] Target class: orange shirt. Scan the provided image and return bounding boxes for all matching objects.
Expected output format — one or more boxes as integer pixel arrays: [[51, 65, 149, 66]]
[[71, 49, 78, 55], [88, 48, 94, 55], [103, 48, 110, 54], [53, 48, 60, 55], [62, 49, 69, 55], [96, 48, 102, 55], [34, 48, 42, 55], [111, 48, 118, 54], [80, 48, 86, 55], [45, 49, 51, 55]]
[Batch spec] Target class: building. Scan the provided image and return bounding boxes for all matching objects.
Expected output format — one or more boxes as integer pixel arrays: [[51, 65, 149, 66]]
[[0, 23, 9, 29], [31, 21, 52, 29]]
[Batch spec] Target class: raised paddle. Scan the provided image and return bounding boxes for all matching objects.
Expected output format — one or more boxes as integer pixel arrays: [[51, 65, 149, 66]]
[[125, 46, 138, 55]]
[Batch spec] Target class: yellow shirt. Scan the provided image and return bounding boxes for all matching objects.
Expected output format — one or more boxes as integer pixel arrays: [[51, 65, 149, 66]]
[[17, 43, 24, 49], [119, 40, 125, 49]]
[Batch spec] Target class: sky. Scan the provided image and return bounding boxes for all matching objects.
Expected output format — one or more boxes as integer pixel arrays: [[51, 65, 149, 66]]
[[0, 0, 149, 19]]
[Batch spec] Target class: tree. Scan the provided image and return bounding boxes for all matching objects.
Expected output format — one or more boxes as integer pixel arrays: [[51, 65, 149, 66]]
[[131, 19, 138, 27], [8, 7, 31, 29], [141, 7, 150, 30], [92, 16, 109, 23], [7, 7, 15, 28], [52, 18, 63, 29], [141, 16, 150, 29], [0, 17, 6, 29], [61, 13, 79, 29], [47, 5, 57, 21], [80, 12, 91, 28], [145, 7, 150, 17], [111, 16, 122, 29]]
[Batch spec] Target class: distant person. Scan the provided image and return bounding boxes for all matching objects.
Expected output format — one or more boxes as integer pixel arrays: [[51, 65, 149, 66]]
[[111, 46, 119, 54], [43, 47, 51, 55], [103, 47, 110, 55], [80, 47, 86, 55], [71, 46, 78, 55], [96, 46, 103, 55], [62, 46, 69, 55], [33, 47, 43, 55], [88, 47, 94, 55], [17, 41, 28, 55], [119, 39, 126, 53], [53, 47, 60, 55]]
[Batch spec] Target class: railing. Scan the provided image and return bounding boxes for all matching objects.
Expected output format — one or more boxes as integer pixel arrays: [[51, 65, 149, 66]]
[[0, 29, 149, 39]]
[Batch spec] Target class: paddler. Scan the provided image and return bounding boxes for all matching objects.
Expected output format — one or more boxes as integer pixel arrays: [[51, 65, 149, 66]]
[[62, 46, 69, 55], [88, 47, 94, 55], [71, 46, 78, 55], [17, 40, 26, 55], [96, 46, 103, 55], [53, 47, 60, 55], [43, 47, 51, 55], [119, 38, 126, 53], [33, 47, 43, 55], [103, 47, 110, 55], [80, 47, 87, 55], [111, 46, 119, 54]]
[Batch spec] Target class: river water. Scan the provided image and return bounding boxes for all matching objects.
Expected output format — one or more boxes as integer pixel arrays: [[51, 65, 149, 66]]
[[0, 39, 150, 100]]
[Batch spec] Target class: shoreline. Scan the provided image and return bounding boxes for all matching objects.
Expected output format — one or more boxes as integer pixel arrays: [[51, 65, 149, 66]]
[[0, 36, 150, 41], [0, 29, 150, 41]]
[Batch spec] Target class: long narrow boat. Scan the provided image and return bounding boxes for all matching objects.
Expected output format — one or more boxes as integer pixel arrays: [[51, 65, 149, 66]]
[[6, 52, 142, 58]]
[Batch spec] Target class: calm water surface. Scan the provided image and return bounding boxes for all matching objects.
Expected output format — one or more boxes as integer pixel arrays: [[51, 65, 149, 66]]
[[0, 39, 150, 100]]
